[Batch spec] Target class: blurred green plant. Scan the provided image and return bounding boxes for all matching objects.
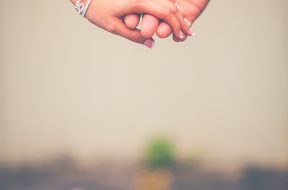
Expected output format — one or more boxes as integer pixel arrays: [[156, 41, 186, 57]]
[[145, 137, 175, 170]]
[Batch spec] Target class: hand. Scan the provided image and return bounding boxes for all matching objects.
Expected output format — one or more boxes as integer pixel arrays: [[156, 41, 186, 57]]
[[124, 0, 210, 42], [70, 0, 191, 47]]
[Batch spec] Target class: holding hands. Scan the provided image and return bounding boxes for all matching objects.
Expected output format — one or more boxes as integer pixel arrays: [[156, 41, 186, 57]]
[[70, 0, 209, 48]]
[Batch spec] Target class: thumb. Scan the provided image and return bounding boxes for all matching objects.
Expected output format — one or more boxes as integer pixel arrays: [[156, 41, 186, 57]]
[[110, 18, 155, 48]]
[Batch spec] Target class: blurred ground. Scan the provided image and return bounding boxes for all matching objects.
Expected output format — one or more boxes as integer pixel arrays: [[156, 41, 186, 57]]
[[0, 157, 288, 190]]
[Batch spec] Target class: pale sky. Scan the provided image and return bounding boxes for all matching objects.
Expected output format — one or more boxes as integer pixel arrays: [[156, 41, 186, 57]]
[[0, 0, 288, 167]]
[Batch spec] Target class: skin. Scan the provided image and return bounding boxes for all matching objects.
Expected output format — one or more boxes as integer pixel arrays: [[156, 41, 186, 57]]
[[70, 0, 191, 47], [124, 0, 210, 42]]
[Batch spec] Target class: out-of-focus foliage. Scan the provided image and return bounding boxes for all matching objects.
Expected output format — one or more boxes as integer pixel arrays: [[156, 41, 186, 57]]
[[145, 137, 175, 170]]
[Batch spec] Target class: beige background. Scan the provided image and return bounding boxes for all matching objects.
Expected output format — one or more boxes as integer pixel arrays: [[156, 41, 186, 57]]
[[0, 0, 287, 167]]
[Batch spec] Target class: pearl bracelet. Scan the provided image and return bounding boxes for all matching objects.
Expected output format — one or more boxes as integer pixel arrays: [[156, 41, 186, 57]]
[[75, 0, 92, 18]]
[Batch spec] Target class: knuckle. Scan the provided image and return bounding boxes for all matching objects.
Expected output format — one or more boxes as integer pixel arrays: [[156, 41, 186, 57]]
[[162, 9, 171, 19], [130, 32, 140, 42], [135, 0, 145, 10], [164, 8, 176, 19], [170, 6, 177, 14], [106, 20, 117, 33]]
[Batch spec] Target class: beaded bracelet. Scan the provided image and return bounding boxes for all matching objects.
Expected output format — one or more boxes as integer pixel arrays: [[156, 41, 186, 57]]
[[75, 0, 92, 18]]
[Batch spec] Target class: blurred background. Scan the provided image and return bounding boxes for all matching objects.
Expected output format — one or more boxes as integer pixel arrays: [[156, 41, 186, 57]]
[[0, 0, 288, 189]]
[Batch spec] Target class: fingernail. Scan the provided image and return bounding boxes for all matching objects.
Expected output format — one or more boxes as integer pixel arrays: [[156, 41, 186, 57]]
[[189, 28, 196, 36], [184, 18, 191, 27], [144, 39, 155, 48], [180, 31, 185, 39]]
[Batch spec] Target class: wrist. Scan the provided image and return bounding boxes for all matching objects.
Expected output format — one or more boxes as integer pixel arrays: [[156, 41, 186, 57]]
[[72, 0, 93, 18], [70, 0, 76, 5]]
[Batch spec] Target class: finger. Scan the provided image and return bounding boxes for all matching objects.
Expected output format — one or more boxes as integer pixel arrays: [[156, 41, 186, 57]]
[[175, 0, 197, 23], [174, 2, 192, 36], [156, 22, 172, 38], [182, 0, 210, 16], [124, 14, 140, 29], [173, 33, 187, 42], [153, 0, 191, 37], [110, 18, 155, 48], [133, 0, 182, 39], [141, 14, 159, 38], [176, 0, 209, 26]]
